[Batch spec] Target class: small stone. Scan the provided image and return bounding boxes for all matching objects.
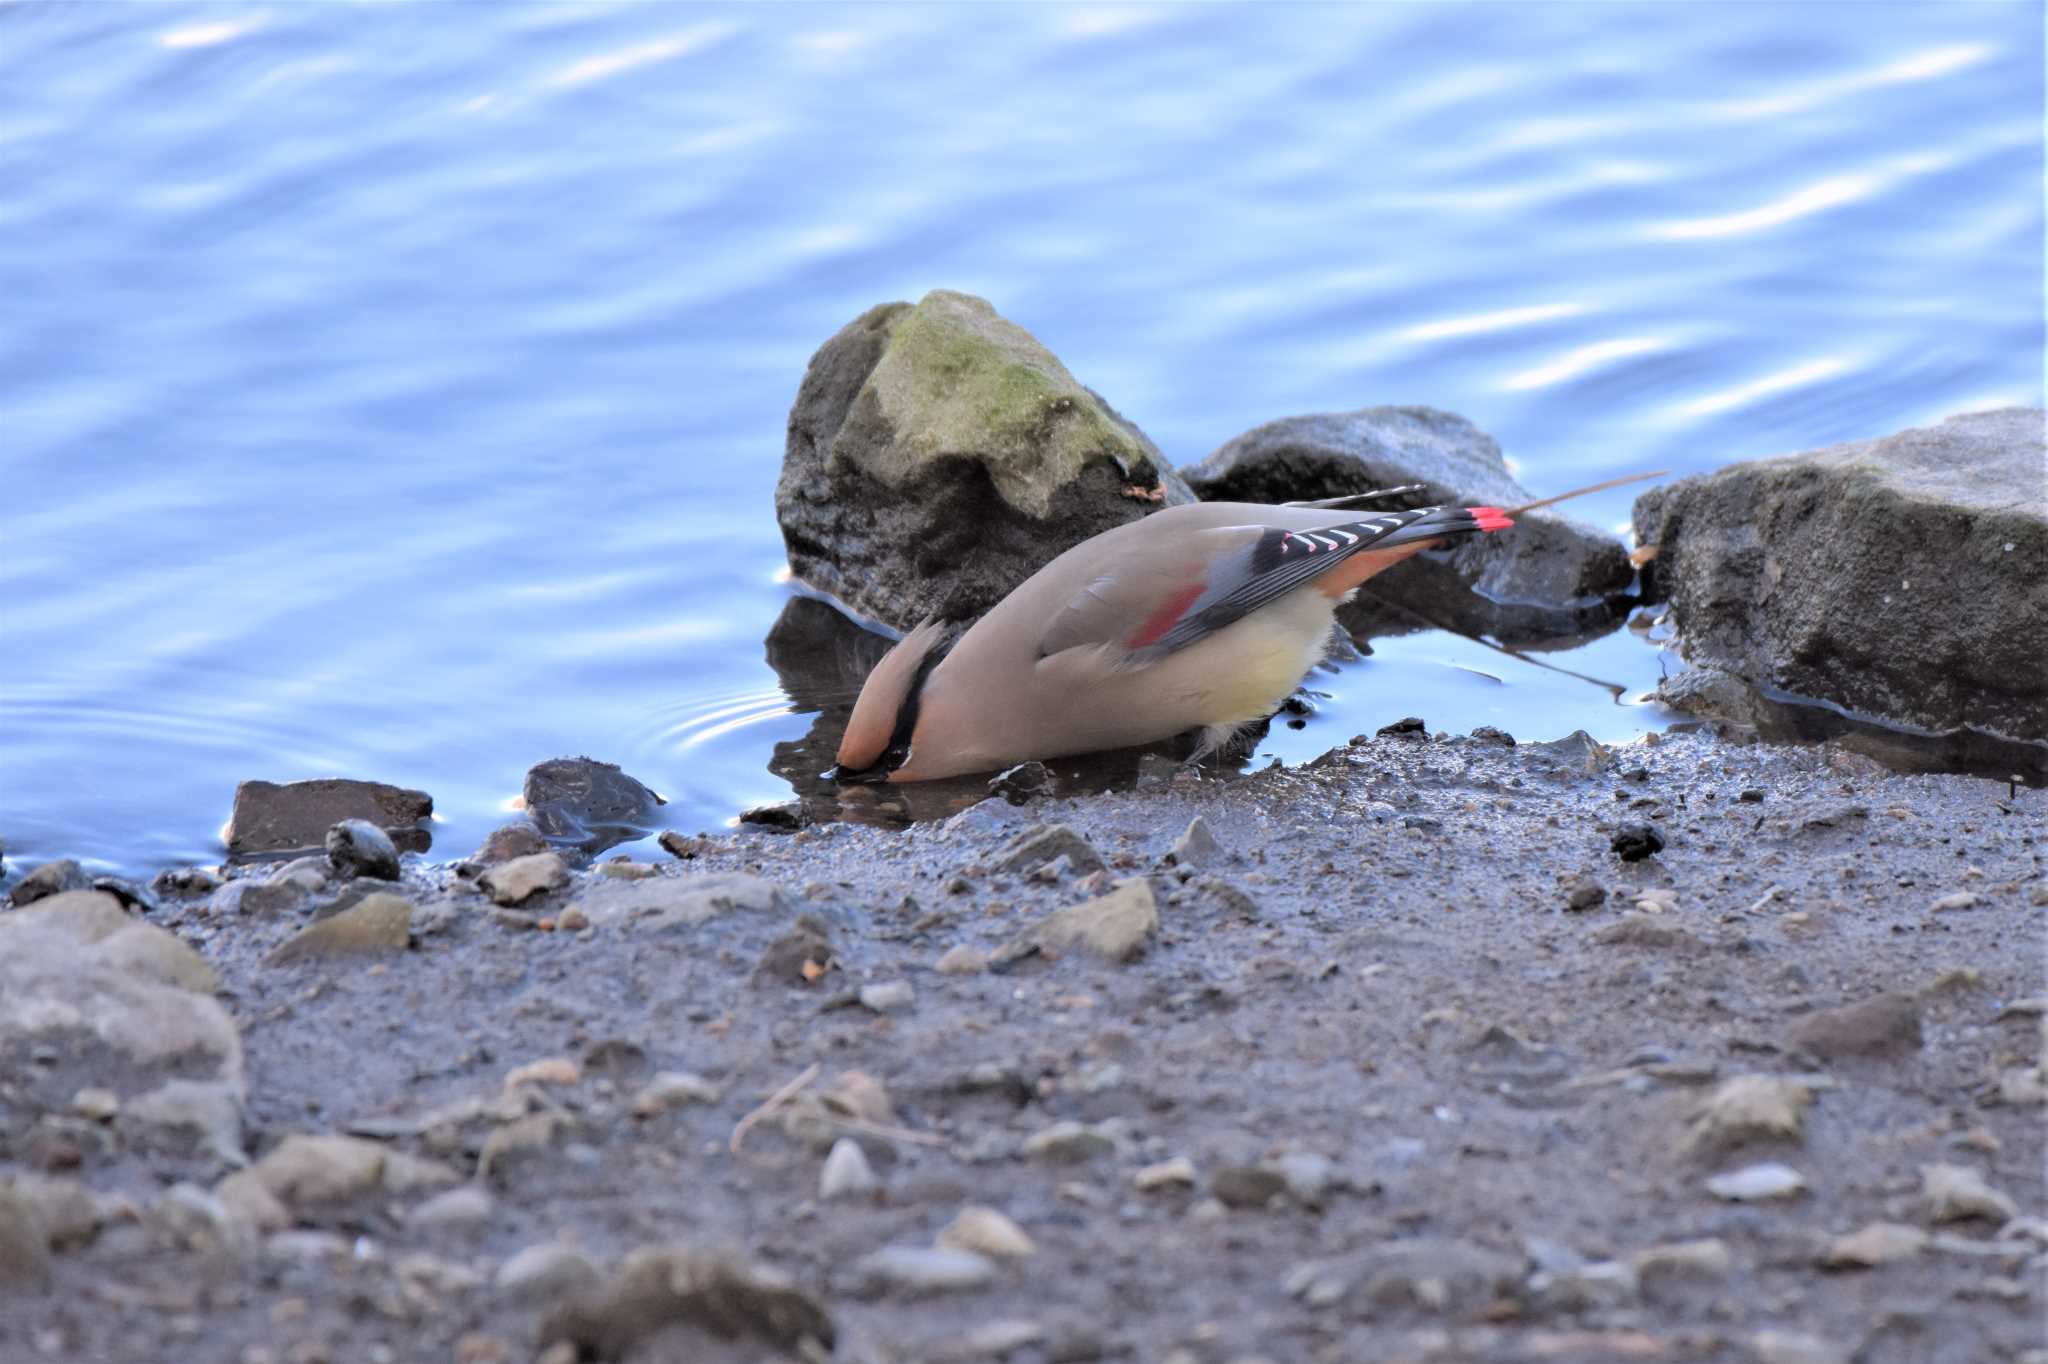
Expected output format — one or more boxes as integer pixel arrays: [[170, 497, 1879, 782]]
[[154, 1182, 246, 1254], [496, 1243, 602, 1301], [213, 1170, 290, 1234], [2029, 882, 2048, 907], [1750, 1330, 1849, 1364], [556, 905, 589, 932], [123, 1079, 247, 1165], [267, 856, 330, 894], [1530, 1259, 1638, 1310], [504, 1058, 581, 1090], [1285, 1236, 1521, 1313], [657, 830, 717, 860], [992, 823, 1107, 876], [1133, 1157, 1197, 1191], [540, 1245, 833, 1358], [7, 859, 89, 908], [0, 1186, 53, 1287], [1007, 878, 1158, 964], [939, 1206, 1035, 1259], [1022, 1120, 1116, 1163], [857, 1245, 997, 1296], [859, 980, 916, 1013], [1377, 717, 1426, 738], [408, 1185, 495, 1230], [631, 1072, 720, 1116], [1686, 1075, 1814, 1152], [325, 819, 401, 881], [1164, 816, 1222, 868], [265, 892, 412, 965], [1823, 1221, 1928, 1267], [935, 945, 988, 975], [1706, 1162, 1807, 1201], [151, 866, 221, 898], [250, 1134, 388, 1205], [1470, 725, 1515, 746], [597, 860, 657, 881], [1786, 992, 1922, 1059], [71, 1088, 120, 1122], [1631, 1238, 1731, 1282], [988, 762, 1052, 805], [819, 1139, 877, 1200], [207, 877, 308, 918], [1918, 1163, 2017, 1224], [1565, 880, 1607, 912], [1212, 1165, 1289, 1209], [740, 802, 805, 832], [1737, 788, 1765, 803], [1275, 1151, 1335, 1207], [1592, 914, 1704, 951], [1930, 891, 1981, 913], [9, 1174, 102, 1250], [753, 925, 834, 985], [1611, 824, 1665, 862], [1633, 886, 1679, 914], [472, 822, 547, 866], [478, 853, 569, 906]]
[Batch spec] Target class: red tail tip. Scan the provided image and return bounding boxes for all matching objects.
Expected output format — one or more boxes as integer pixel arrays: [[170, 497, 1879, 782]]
[[1467, 506, 1515, 533]]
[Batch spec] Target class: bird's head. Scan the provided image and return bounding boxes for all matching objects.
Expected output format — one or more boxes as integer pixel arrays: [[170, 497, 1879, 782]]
[[828, 618, 950, 783]]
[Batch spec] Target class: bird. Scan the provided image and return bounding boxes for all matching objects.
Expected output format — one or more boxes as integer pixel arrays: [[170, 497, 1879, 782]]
[[828, 488, 1523, 783]]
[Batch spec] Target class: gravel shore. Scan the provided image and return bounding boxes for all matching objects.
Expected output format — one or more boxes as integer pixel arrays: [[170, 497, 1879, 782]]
[[3, 726, 2043, 1364]]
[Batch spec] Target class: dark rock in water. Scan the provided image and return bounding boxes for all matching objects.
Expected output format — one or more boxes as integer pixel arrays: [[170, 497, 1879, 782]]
[[150, 866, 220, 899], [522, 757, 666, 856], [1634, 409, 2048, 752], [88, 876, 155, 914], [1182, 406, 1635, 643], [989, 761, 1052, 805], [739, 802, 805, 833], [325, 819, 401, 881], [226, 779, 432, 859], [1470, 725, 1516, 747], [1611, 824, 1665, 862], [1377, 716, 1427, 739], [777, 290, 1195, 632], [9, 859, 89, 908]]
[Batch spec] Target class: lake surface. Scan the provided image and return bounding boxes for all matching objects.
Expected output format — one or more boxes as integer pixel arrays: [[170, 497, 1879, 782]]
[[2, 3, 2041, 877]]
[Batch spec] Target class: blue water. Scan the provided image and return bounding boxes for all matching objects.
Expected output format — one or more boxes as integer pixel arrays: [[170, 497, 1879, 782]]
[[2, 3, 2041, 876]]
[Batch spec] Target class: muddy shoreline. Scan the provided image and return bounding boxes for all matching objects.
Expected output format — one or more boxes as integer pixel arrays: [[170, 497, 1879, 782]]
[[3, 725, 2044, 1364]]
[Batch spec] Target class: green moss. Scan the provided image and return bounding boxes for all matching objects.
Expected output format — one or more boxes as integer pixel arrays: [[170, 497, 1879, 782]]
[[836, 290, 1151, 517]]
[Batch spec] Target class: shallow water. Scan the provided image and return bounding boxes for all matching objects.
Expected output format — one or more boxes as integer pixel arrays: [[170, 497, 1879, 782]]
[[2, 3, 2041, 876]]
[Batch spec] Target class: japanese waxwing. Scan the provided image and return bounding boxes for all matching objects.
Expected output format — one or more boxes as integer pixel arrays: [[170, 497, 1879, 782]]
[[830, 496, 1515, 783]]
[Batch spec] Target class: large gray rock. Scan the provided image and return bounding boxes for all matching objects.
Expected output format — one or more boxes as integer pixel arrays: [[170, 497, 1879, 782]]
[[0, 891, 246, 1170], [777, 290, 1195, 631], [1634, 409, 2047, 748], [225, 779, 432, 859], [1182, 406, 1636, 642]]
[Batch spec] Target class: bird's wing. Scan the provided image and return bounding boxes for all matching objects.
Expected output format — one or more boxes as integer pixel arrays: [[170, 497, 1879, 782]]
[[1036, 505, 1510, 668]]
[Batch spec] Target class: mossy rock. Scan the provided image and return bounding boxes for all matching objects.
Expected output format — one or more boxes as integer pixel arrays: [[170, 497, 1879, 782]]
[[778, 291, 1192, 632]]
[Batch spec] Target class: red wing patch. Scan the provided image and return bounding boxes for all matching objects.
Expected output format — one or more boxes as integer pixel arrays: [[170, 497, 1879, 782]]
[[1468, 507, 1514, 532], [1127, 581, 1206, 649]]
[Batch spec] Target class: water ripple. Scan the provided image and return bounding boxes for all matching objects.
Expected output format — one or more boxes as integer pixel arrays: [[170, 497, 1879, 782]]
[[1, 1, 2039, 874]]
